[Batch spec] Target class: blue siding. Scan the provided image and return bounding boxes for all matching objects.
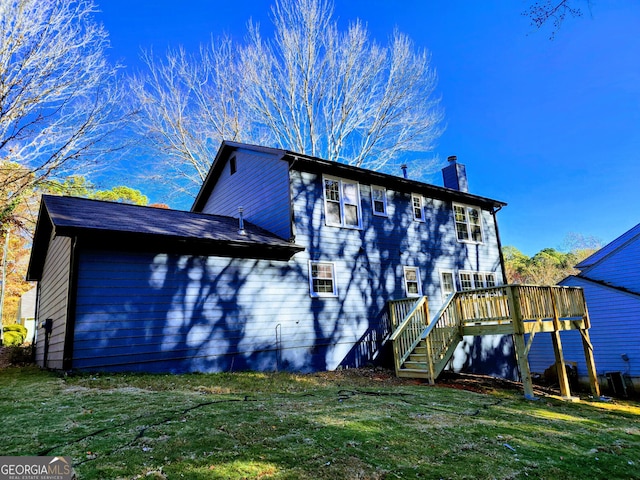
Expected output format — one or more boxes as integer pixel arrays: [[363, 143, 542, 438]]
[[290, 170, 515, 379], [201, 149, 292, 239], [579, 235, 640, 295], [67, 156, 512, 377], [72, 249, 390, 373], [528, 276, 640, 381]]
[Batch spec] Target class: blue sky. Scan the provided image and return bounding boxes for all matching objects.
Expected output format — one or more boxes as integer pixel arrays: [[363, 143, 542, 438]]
[[95, 0, 640, 256]]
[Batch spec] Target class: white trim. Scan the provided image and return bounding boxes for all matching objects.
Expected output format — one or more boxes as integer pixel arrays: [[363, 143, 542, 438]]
[[322, 175, 362, 229], [458, 270, 497, 290], [308, 260, 338, 297], [371, 185, 388, 217], [412, 194, 424, 222], [439, 269, 456, 300], [453, 203, 483, 244], [403, 266, 422, 297]]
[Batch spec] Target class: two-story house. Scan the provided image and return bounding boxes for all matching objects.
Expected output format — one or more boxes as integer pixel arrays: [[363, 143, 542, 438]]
[[27, 141, 515, 377]]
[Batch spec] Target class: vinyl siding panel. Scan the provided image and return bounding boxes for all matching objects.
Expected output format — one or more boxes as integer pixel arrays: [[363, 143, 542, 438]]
[[528, 277, 640, 382], [201, 150, 291, 239], [34, 235, 72, 369], [291, 170, 514, 378], [579, 236, 640, 294], [71, 249, 385, 373]]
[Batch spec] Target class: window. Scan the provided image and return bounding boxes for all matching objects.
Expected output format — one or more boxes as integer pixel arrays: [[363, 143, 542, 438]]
[[440, 271, 456, 300], [453, 204, 483, 243], [412, 194, 424, 222], [371, 185, 387, 216], [403, 266, 422, 297], [459, 271, 497, 290], [309, 261, 337, 297], [323, 177, 361, 228], [229, 156, 237, 175], [460, 272, 473, 291]]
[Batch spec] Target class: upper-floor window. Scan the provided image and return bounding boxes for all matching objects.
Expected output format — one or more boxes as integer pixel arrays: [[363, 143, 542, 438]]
[[412, 194, 424, 222], [309, 261, 338, 297], [323, 176, 361, 228], [371, 185, 387, 216], [454, 204, 483, 243], [440, 271, 456, 300], [459, 271, 496, 290], [229, 156, 237, 175], [403, 266, 422, 297]]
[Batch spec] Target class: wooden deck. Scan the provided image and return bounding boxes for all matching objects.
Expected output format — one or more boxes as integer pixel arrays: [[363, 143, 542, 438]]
[[389, 285, 600, 399]]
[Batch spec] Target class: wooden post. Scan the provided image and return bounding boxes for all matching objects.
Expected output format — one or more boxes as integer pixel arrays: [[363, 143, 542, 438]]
[[550, 290, 572, 398], [508, 286, 536, 400], [580, 329, 600, 398], [424, 299, 436, 384], [580, 297, 601, 398]]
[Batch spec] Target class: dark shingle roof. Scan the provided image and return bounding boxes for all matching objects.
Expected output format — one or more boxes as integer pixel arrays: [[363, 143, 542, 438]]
[[192, 141, 507, 212], [27, 195, 303, 280]]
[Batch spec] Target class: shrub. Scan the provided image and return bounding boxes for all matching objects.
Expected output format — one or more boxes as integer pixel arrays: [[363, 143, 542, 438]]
[[5, 345, 33, 365], [3, 324, 28, 346]]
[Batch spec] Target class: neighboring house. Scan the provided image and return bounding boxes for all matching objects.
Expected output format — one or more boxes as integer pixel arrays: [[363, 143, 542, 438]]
[[27, 142, 514, 376], [528, 223, 640, 393], [14, 287, 37, 343]]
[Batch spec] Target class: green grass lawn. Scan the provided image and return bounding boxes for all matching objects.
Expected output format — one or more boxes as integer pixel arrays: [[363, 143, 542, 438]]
[[0, 366, 638, 479]]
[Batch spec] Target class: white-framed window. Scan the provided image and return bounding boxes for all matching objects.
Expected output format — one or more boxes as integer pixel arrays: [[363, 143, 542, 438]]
[[453, 204, 483, 243], [403, 266, 422, 297], [440, 270, 456, 300], [309, 261, 338, 297], [459, 271, 497, 290], [371, 185, 387, 216], [323, 176, 361, 228], [412, 194, 424, 222]]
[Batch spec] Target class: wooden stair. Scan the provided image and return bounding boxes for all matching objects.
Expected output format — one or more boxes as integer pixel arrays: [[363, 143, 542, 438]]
[[389, 285, 603, 400], [396, 330, 462, 380]]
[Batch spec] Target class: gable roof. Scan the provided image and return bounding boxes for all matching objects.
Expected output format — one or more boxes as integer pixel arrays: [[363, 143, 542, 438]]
[[192, 141, 507, 212], [27, 195, 304, 281], [575, 222, 640, 270]]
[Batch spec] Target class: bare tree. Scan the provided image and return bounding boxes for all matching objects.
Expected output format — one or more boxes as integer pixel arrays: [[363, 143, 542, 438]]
[[133, 0, 443, 198], [524, 0, 591, 38], [243, 0, 443, 174], [0, 0, 126, 221], [131, 39, 257, 198]]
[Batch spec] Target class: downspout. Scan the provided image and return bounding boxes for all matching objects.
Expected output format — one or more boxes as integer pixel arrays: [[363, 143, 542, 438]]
[[491, 205, 508, 284], [62, 236, 80, 371], [286, 154, 300, 243]]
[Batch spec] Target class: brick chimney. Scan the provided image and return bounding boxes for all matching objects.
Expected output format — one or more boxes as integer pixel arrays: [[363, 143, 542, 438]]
[[442, 155, 468, 192]]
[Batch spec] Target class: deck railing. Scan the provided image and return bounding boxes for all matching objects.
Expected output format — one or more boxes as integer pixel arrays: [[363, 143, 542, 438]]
[[388, 296, 429, 375], [389, 285, 590, 375], [388, 297, 420, 331], [419, 292, 462, 382], [452, 285, 588, 328]]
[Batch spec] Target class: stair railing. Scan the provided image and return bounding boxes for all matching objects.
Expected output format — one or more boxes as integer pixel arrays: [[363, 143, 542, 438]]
[[419, 292, 462, 381], [389, 296, 429, 376]]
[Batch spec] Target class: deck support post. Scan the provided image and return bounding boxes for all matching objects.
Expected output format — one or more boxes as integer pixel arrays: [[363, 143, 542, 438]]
[[579, 301, 601, 398], [550, 291, 572, 399], [508, 286, 536, 400]]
